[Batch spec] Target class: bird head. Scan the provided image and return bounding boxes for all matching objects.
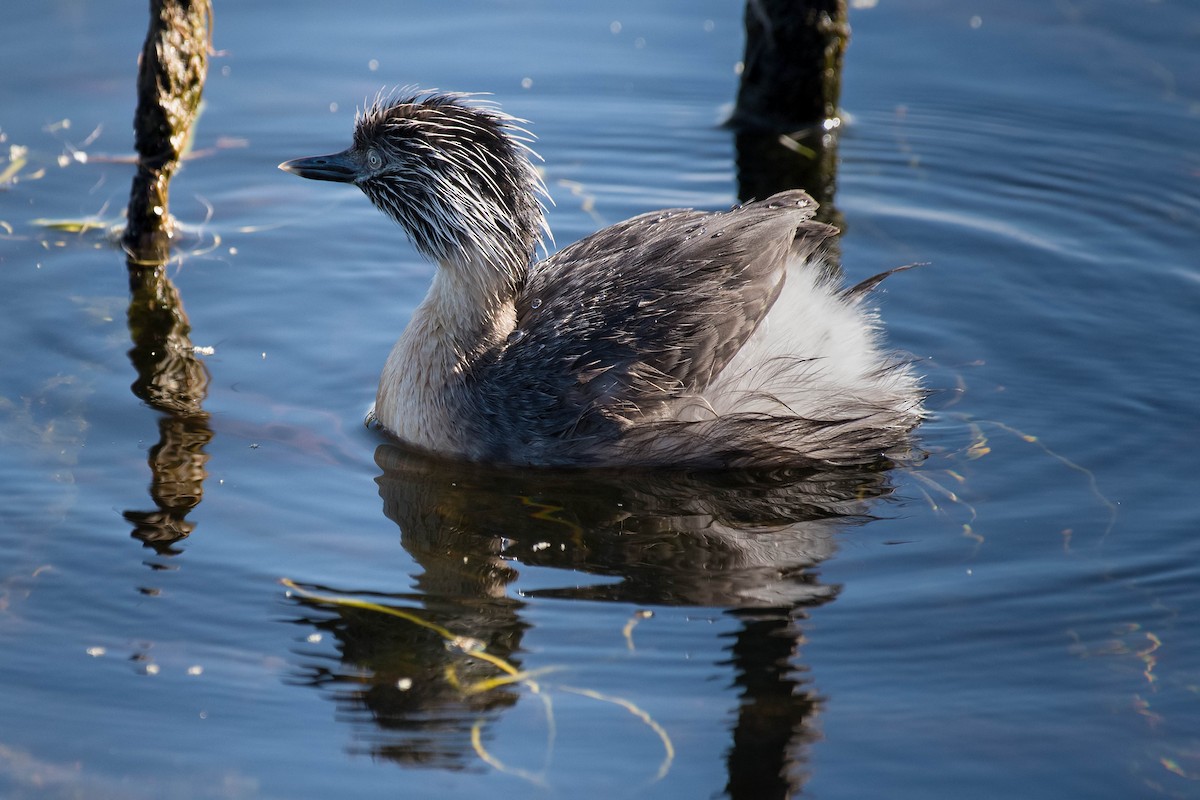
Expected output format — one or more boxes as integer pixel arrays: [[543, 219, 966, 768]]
[[281, 90, 550, 287]]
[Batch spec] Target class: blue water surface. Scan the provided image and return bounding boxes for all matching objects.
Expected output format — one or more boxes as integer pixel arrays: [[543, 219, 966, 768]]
[[1, 1, 1198, 798]]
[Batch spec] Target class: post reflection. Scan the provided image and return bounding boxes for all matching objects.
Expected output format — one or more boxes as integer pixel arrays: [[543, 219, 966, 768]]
[[123, 264, 212, 554], [286, 444, 900, 794], [723, 609, 823, 799]]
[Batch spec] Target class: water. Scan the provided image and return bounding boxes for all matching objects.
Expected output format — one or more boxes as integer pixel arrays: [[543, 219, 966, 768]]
[[2, 1, 1198, 798]]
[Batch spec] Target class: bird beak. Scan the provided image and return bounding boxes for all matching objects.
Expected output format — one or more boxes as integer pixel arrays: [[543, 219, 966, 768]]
[[278, 149, 359, 183]]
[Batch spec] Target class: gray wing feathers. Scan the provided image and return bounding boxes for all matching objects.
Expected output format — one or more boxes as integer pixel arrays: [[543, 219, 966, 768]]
[[471, 190, 832, 455]]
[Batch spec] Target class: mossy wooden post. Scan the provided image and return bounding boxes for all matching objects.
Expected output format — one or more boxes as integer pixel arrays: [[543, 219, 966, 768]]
[[733, 0, 848, 130], [730, 0, 849, 222], [123, 0, 210, 264]]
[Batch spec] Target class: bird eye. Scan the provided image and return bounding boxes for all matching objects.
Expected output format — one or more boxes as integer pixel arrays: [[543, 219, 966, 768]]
[[366, 149, 383, 170]]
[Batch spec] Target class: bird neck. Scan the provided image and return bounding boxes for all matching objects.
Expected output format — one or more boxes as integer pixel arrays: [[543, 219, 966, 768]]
[[418, 260, 519, 361], [375, 257, 518, 452]]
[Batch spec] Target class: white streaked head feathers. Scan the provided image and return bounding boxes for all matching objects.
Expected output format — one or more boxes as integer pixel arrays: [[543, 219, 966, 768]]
[[350, 88, 552, 292]]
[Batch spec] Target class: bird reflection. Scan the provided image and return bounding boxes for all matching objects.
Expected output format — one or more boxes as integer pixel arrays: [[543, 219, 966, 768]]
[[287, 580, 525, 770], [286, 443, 901, 794], [375, 445, 888, 607]]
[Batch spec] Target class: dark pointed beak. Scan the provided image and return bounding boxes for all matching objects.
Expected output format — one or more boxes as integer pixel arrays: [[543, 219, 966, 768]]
[[278, 149, 360, 183]]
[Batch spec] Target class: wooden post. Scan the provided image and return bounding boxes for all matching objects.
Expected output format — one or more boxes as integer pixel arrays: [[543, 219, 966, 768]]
[[732, 0, 849, 131], [123, 0, 211, 264], [730, 0, 850, 222]]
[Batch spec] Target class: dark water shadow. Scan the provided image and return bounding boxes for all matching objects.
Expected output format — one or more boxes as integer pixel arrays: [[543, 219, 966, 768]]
[[285, 443, 904, 794]]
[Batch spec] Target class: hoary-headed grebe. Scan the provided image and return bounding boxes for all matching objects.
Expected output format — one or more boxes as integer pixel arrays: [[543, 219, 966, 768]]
[[280, 90, 923, 468]]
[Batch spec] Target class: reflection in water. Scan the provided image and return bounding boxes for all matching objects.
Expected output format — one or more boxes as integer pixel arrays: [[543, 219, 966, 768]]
[[123, 264, 212, 553], [724, 609, 822, 799], [735, 128, 842, 230], [286, 580, 525, 770], [287, 443, 902, 793], [374, 445, 888, 608]]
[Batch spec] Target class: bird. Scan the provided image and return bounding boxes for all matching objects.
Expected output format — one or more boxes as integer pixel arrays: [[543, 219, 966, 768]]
[[279, 90, 923, 469]]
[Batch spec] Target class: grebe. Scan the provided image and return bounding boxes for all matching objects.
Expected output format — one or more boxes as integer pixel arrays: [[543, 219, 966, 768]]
[[280, 90, 923, 468]]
